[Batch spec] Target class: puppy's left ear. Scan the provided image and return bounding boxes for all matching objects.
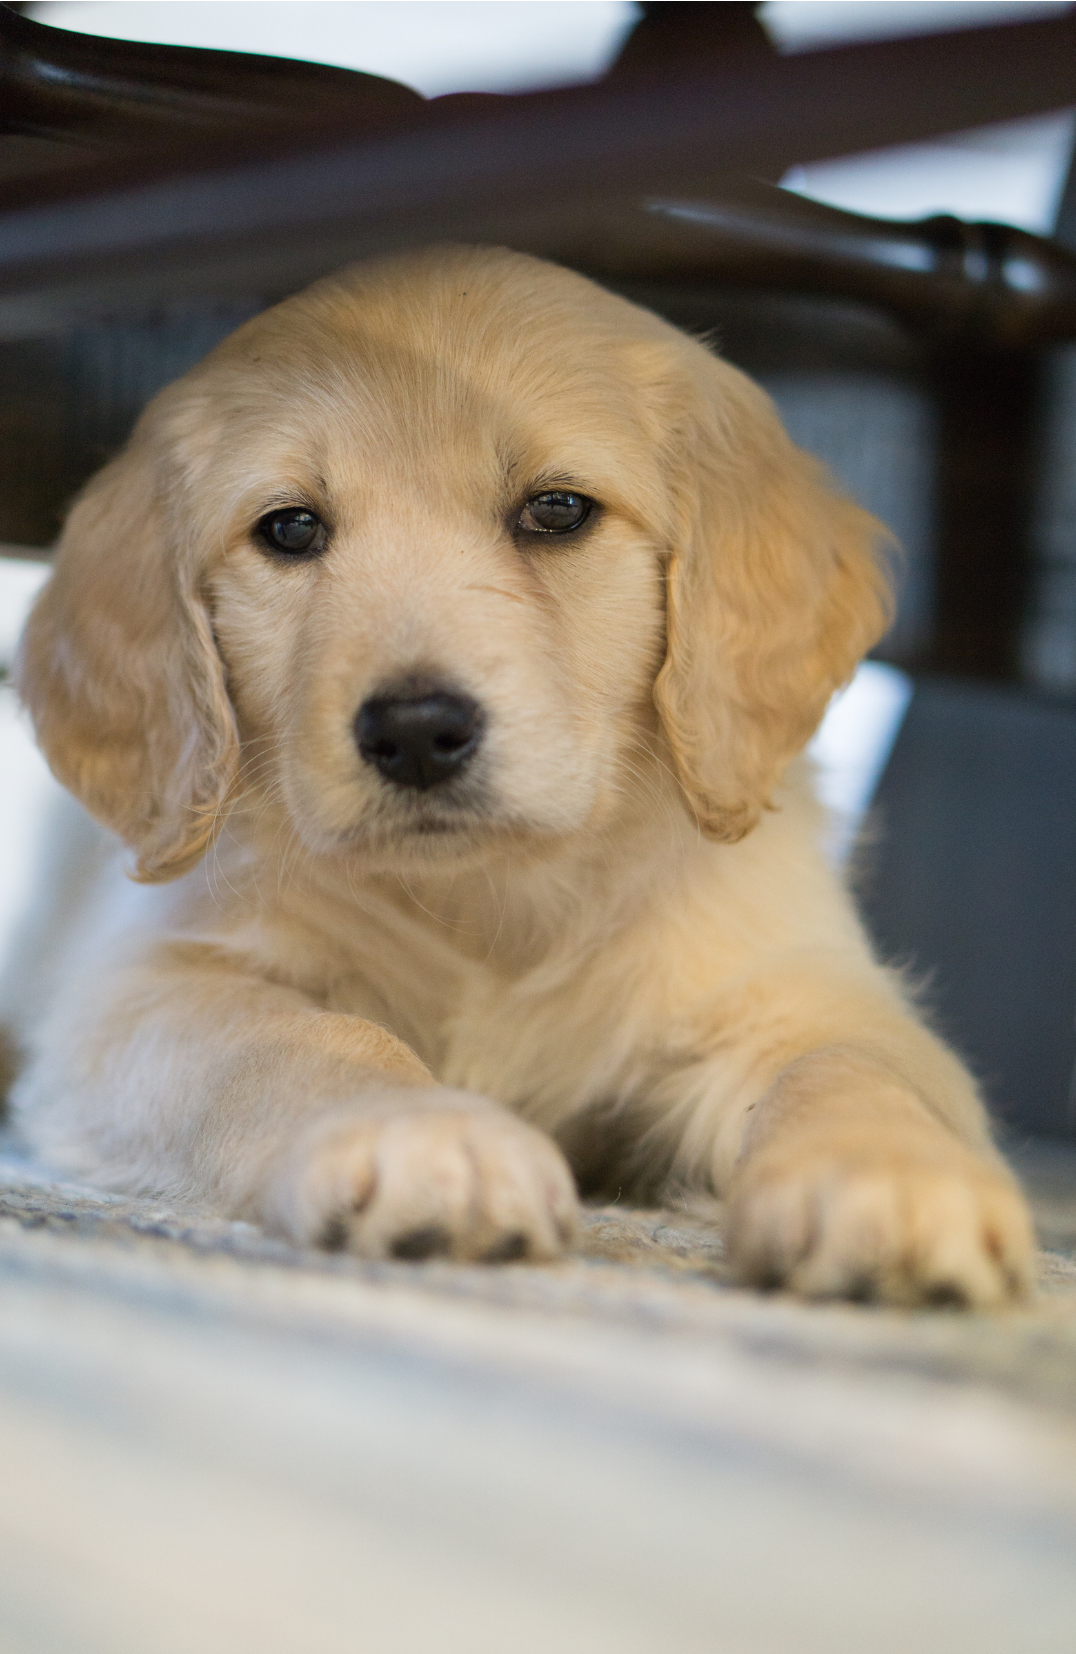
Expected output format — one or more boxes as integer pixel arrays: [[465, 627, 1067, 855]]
[[653, 350, 892, 841]]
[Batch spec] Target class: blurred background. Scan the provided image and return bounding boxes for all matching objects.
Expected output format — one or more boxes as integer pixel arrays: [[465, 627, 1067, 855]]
[[4, 0, 1076, 1144]]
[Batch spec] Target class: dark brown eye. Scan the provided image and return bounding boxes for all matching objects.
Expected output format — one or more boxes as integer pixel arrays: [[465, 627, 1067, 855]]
[[517, 491, 593, 535], [256, 507, 327, 556]]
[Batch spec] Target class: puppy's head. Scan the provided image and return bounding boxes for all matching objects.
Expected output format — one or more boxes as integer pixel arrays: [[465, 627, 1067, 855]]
[[19, 248, 889, 881]]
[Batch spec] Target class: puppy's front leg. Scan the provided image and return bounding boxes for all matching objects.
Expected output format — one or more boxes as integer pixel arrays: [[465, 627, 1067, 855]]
[[20, 949, 577, 1261], [725, 1048, 1034, 1307], [639, 959, 1036, 1307]]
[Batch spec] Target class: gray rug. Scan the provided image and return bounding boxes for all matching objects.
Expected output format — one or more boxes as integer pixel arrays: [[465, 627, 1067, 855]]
[[2, 1139, 1076, 1654]]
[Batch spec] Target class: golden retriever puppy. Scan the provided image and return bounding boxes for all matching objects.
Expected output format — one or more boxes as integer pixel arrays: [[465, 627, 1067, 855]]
[[10, 246, 1033, 1304]]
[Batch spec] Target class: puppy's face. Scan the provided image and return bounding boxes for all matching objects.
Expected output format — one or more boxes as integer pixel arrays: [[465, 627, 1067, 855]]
[[20, 248, 888, 882], [193, 281, 673, 865]]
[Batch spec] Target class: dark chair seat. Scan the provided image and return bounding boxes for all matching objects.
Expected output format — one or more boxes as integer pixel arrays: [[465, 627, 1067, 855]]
[[861, 676, 1076, 1139]]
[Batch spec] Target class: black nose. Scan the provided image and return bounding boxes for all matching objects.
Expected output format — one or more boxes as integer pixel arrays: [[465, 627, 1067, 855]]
[[355, 688, 484, 790]]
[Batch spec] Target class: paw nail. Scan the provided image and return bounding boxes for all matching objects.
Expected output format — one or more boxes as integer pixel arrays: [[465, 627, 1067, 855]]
[[391, 1225, 451, 1261], [922, 1280, 969, 1308], [484, 1232, 529, 1263], [318, 1215, 350, 1253]]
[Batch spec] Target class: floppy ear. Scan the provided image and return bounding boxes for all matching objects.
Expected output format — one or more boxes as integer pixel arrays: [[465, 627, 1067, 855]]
[[16, 438, 238, 883], [653, 352, 892, 842]]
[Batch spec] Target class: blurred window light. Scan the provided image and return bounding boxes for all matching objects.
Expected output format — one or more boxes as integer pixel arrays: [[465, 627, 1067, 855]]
[[0, 558, 62, 974], [0, 558, 49, 671], [809, 661, 914, 865], [761, 0, 1071, 53], [782, 110, 1076, 233], [764, 1, 1076, 231], [26, 1, 640, 98]]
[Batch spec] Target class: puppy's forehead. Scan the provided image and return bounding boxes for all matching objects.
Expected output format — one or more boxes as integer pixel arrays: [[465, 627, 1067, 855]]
[[210, 249, 677, 455], [161, 250, 699, 532]]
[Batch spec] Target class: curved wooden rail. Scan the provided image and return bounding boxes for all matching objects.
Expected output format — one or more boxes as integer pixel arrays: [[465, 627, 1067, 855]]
[[1, 7, 1076, 334], [546, 182, 1076, 352], [0, 6, 420, 145], [2, 4, 1075, 676]]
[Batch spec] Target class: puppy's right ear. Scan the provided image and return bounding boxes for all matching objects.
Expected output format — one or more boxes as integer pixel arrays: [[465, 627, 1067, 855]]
[[16, 441, 238, 882]]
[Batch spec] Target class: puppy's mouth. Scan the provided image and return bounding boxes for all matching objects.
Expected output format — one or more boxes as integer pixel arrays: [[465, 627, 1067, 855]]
[[369, 787, 499, 838], [334, 776, 564, 870], [388, 803, 489, 838], [285, 680, 590, 863], [341, 766, 501, 847], [408, 816, 476, 835]]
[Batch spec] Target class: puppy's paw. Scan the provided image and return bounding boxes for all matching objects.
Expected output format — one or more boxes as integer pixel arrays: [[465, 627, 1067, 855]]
[[266, 1089, 579, 1263], [727, 1127, 1035, 1308]]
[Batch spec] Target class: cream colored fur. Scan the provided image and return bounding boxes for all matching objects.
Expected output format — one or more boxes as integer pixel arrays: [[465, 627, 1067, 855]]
[[9, 247, 1033, 1304]]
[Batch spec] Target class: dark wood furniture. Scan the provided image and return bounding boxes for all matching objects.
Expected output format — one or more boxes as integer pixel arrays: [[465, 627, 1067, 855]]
[[5, 2, 1076, 676]]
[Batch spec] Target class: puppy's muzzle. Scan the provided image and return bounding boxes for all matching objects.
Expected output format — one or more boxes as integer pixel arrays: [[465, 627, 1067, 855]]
[[356, 684, 484, 790]]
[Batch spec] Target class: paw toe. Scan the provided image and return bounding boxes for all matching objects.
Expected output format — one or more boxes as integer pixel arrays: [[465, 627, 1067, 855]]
[[274, 1096, 579, 1265], [730, 1155, 1035, 1310]]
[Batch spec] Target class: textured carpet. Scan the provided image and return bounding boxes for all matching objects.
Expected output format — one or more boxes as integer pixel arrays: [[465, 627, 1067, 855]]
[[3, 1141, 1076, 1404], [2, 1138, 1076, 1654]]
